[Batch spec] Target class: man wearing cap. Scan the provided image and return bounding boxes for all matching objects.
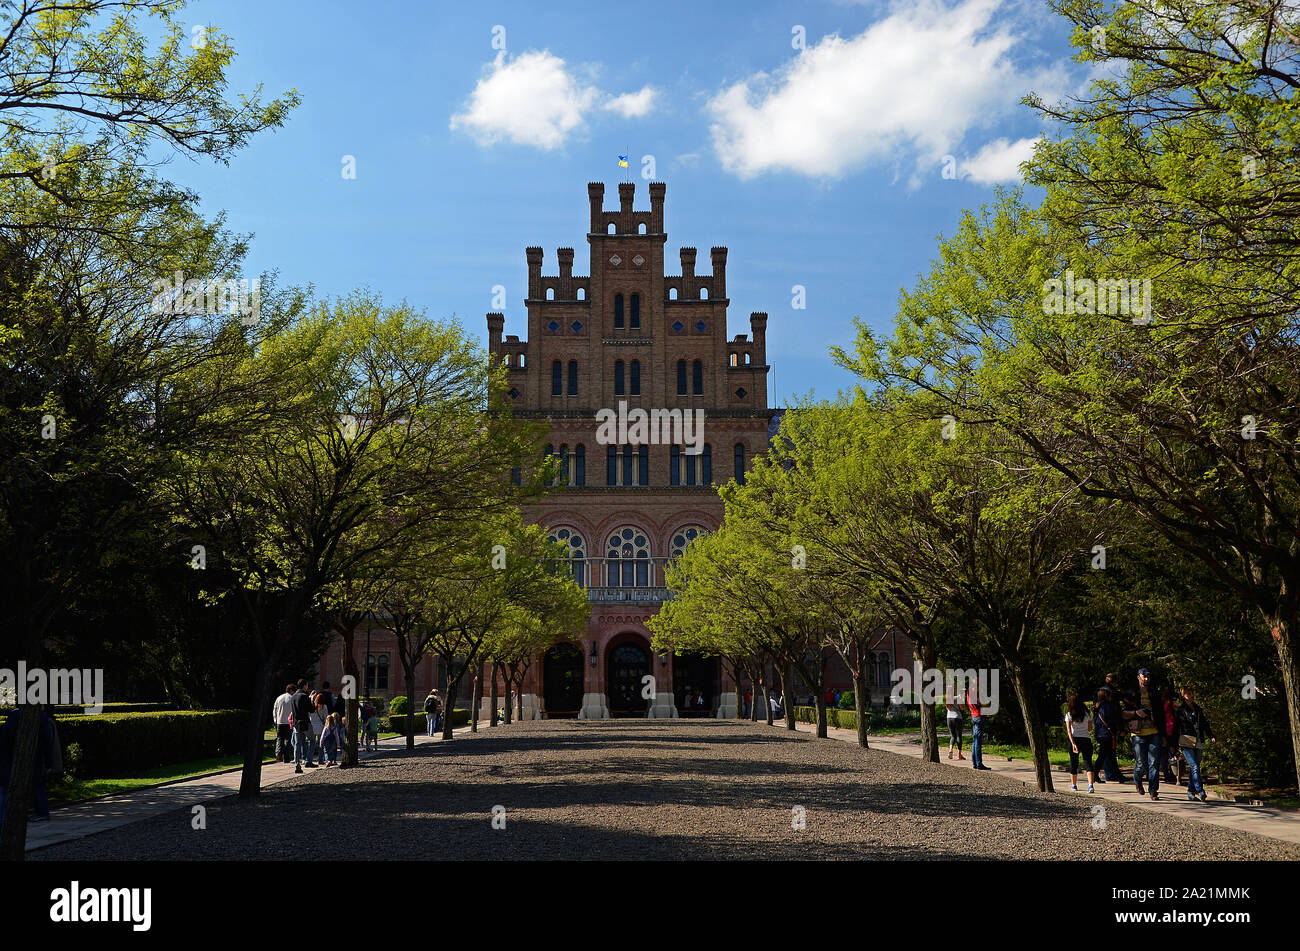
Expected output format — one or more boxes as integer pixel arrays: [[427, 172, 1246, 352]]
[[1123, 668, 1166, 800]]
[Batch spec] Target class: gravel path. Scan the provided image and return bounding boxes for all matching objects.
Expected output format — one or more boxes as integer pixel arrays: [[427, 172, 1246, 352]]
[[31, 720, 1300, 861]]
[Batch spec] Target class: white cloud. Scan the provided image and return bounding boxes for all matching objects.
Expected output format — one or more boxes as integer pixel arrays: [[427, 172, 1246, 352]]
[[451, 52, 658, 149], [603, 86, 657, 118], [960, 136, 1040, 184], [706, 0, 1058, 180]]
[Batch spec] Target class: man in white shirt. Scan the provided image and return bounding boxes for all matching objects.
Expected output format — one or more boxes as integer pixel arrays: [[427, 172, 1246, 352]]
[[271, 684, 297, 763]]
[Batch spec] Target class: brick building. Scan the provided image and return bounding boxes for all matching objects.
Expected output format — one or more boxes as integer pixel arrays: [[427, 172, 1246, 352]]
[[314, 181, 906, 717]]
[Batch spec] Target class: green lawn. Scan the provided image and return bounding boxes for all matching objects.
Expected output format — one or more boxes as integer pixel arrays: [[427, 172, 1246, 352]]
[[48, 752, 273, 805]]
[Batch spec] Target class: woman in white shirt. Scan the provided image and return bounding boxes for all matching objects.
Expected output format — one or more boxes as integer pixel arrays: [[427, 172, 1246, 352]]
[[1064, 690, 1096, 793], [945, 698, 965, 760]]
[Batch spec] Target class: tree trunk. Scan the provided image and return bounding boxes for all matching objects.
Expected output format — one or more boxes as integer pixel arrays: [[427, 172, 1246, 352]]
[[852, 658, 870, 749], [815, 690, 827, 738], [239, 655, 276, 798], [762, 665, 773, 726], [471, 660, 484, 733], [1006, 658, 1053, 792], [340, 631, 360, 768], [503, 674, 513, 724], [403, 659, 418, 750], [490, 662, 500, 727], [780, 662, 796, 731], [441, 664, 462, 740], [0, 703, 41, 861], [747, 664, 759, 721], [915, 637, 940, 763], [1268, 611, 1300, 793]]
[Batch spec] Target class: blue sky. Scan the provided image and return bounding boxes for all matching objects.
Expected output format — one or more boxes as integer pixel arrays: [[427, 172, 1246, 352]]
[[172, 0, 1087, 403]]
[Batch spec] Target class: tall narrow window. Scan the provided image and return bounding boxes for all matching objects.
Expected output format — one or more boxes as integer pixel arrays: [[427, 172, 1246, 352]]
[[567, 360, 578, 396], [575, 445, 586, 487], [544, 443, 555, 487], [614, 293, 624, 329], [701, 444, 712, 484], [622, 446, 633, 486], [630, 294, 640, 329], [638, 445, 649, 485], [676, 360, 687, 395], [607, 446, 617, 485], [734, 443, 745, 484], [614, 360, 625, 395], [692, 359, 703, 396], [552, 360, 562, 396], [630, 360, 641, 395], [670, 445, 681, 485], [559, 444, 569, 485], [685, 450, 697, 486]]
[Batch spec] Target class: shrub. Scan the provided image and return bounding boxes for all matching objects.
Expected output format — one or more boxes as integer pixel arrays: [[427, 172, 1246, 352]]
[[386, 695, 409, 715], [51, 710, 248, 778], [837, 691, 855, 710], [385, 708, 469, 734]]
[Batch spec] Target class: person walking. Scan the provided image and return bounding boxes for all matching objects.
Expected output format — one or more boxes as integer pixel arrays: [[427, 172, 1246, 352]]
[[291, 682, 316, 772], [320, 713, 344, 767], [1093, 687, 1123, 782], [0, 706, 60, 829], [945, 697, 965, 760], [424, 689, 440, 736], [272, 683, 296, 763], [1160, 684, 1179, 785], [1175, 685, 1215, 802], [1064, 690, 1096, 793], [1123, 668, 1165, 800], [310, 692, 329, 766], [967, 683, 990, 770]]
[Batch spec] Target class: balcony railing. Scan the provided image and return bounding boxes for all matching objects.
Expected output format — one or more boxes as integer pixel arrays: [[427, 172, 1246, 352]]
[[586, 586, 671, 604]]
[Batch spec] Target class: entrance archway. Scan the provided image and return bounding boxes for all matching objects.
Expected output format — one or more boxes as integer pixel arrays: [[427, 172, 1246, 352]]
[[673, 651, 720, 717], [543, 643, 584, 718], [606, 640, 651, 716]]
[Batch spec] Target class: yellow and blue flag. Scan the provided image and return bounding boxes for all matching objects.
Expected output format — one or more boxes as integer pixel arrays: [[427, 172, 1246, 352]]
[[618, 154, 629, 168]]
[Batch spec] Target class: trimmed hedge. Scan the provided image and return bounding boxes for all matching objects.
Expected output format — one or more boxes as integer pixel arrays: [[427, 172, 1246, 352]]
[[792, 705, 928, 732], [52, 710, 248, 778], [384, 708, 470, 734], [3, 702, 176, 717]]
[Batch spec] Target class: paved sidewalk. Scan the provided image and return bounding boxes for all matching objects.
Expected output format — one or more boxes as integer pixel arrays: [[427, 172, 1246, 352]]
[[23, 723, 479, 852], [777, 718, 1300, 845]]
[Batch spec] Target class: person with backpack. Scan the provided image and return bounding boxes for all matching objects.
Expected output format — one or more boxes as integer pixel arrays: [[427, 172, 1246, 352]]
[[271, 683, 296, 763], [1093, 687, 1123, 782], [424, 689, 442, 736], [291, 683, 317, 773], [1175, 685, 1215, 802]]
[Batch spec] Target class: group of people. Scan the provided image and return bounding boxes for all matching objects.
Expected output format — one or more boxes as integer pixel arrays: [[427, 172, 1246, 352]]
[[943, 669, 1216, 802], [0, 706, 62, 830], [271, 680, 350, 773], [423, 689, 443, 735]]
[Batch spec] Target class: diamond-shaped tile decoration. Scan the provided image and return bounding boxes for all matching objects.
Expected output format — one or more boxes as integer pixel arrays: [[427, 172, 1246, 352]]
[[547, 320, 560, 333], [632, 254, 645, 267], [508, 388, 521, 400], [735, 387, 748, 400], [609, 254, 622, 267], [671, 320, 685, 333], [571, 321, 583, 333], [695, 321, 707, 332]]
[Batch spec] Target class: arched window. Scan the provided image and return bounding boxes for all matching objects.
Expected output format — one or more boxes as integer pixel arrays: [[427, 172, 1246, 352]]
[[606, 445, 617, 486], [729, 353, 738, 367], [574, 444, 586, 487], [670, 526, 706, 559], [630, 360, 641, 396], [699, 287, 708, 300], [874, 652, 892, 688], [366, 653, 390, 691], [607, 222, 616, 234], [546, 287, 555, 300], [622, 445, 633, 486], [734, 443, 745, 484], [567, 360, 578, 396], [548, 527, 587, 587], [685, 448, 697, 486], [669, 286, 678, 300], [638, 445, 649, 485], [692, 360, 703, 395], [614, 360, 625, 395], [559, 444, 569, 485], [701, 443, 712, 484], [614, 293, 624, 329], [744, 352, 751, 364], [670, 445, 681, 485], [676, 360, 687, 395], [552, 360, 562, 396], [607, 527, 650, 587], [638, 222, 647, 234], [577, 287, 586, 301], [630, 293, 640, 329]]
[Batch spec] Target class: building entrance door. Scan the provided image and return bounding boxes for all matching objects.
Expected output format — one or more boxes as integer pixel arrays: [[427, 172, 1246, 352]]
[[543, 643, 584, 717], [607, 642, 650, 716]]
